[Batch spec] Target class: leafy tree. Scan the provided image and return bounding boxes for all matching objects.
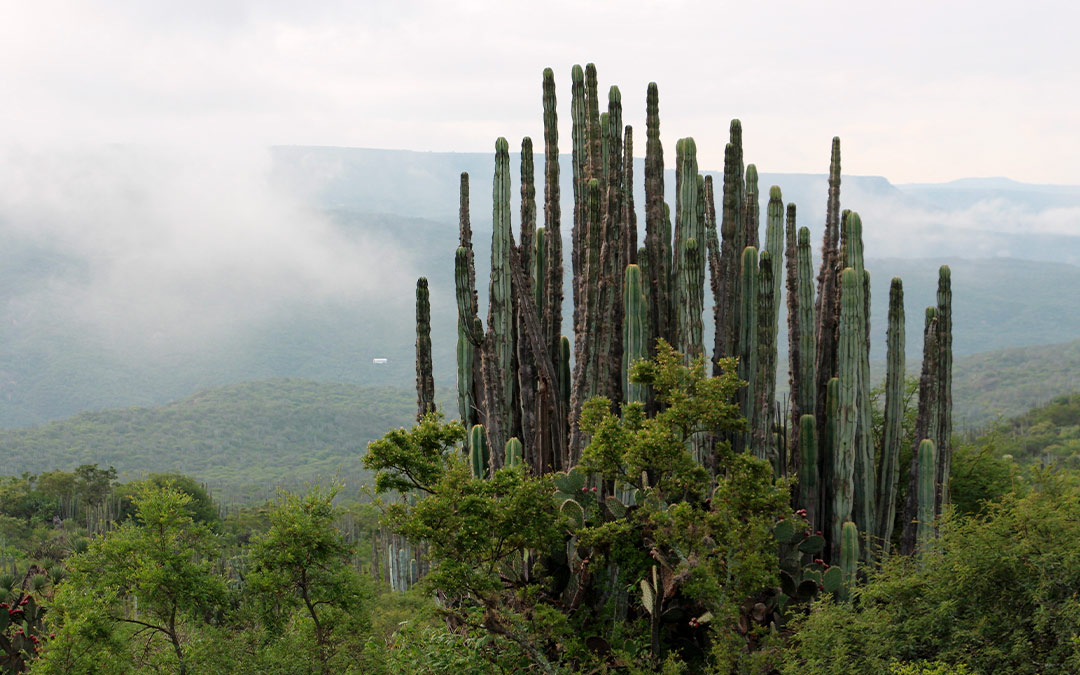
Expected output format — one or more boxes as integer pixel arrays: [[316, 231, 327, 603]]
[[35, 484, 225, 675], [114, 473, 218, 526], [246, 484, 374, 674], [365, 342, 795, 672]]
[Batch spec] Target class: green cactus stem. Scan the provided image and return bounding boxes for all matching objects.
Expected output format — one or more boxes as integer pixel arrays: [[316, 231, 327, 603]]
[[814, 137, 842, 488], [415, 277, 435, 421], [506, 437, 523, 469], [876, 278, 905, 552], [753, 250, 777, 471], [713, 121, 744, 372], [643, 82, 670, 358], [798, 415, 819, 526], [744, 164, 760, 250], [737, 246, 759, 453], [623, 264, 648, 405], [832, 268, 859, 562], [489, 137, 515, 455], [900, 307, 941, 556], [839, 520, 858, 602], [470, 424, 490, 479], [935, 266, 953, 516], [916, 439, 937, 557]]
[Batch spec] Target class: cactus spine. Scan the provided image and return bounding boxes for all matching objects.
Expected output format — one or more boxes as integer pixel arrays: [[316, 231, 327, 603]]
[[876, 279, 905, 551], [415, 277, 435, 420]]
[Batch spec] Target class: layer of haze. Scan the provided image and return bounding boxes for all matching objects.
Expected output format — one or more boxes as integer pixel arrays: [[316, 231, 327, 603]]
[[2, 0, 1077, 184]]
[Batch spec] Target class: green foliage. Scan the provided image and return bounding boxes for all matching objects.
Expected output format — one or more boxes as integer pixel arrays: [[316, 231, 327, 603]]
[[782, 472, 1080, 674], [247, 484, 375, 673], [114, 473, 218, 526], [363, 413, 466, 494], [38, 484, 225, 674]]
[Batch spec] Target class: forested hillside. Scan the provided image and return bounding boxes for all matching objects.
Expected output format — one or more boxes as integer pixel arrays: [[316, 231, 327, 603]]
[[0, 379, 453, 500]]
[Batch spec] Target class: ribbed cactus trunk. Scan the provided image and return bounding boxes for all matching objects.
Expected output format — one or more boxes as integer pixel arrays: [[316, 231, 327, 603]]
[[844, 213, 875, 562], [798, 415, 819, 525], [643, 82, 671, 361], [765, 187, 785, 327], [838, 520, 858, 603], [916, 439, 937, 557], [623, 264, 648, 405], [485, 137, 515, 463], [415, 277, 435, 421], [713, 120, 744, 372], [814, 138, 843, 503], [935, 266, 953, 516], [876, 279, 905, 552], [900, 307, 941, 556], [831, 268, 859, 563], [469, 424, 489, 479], [753, 251, 777, 471], [744, 165, 760, 250], [541, 67, 567, 472], [673, 139, 704, 361], [737, 246, 759, 454], [516, 138, 537, 461], [456, 174, 484, 430]]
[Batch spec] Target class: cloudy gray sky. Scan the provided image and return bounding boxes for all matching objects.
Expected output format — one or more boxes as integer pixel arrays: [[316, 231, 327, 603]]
[[2, 0, 1077, 184]]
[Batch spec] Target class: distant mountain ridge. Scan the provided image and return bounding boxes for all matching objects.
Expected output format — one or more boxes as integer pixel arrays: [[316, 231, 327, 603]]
[[0, 144, 1077, 427]]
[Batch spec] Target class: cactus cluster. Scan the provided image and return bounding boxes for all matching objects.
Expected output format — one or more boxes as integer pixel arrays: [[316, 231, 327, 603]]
[[408, 64, 955, 587]]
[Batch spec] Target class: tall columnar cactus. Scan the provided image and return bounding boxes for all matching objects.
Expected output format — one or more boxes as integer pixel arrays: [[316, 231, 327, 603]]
[[456, 174, 483, 430], [643, 82, 670, 357], [916, 439, 937, 555], [814, 138, 843, 480], [796, 227, 816, 419], [623, 264, 648, 405], [672, 138, 703, 361], [560, 336, 572, 412], [753, 251, 777, 470], [516, 138, 539, 462], [541, 67, 567, 472], [765, 187, 785, 330], [787, 216, 817, 485], [737, 246, 759, 453], [935, 266, 953, 515], [713, 120, 744, 372], [832, 268, 859, 562], [900, 307, 941, 556], [798, 415, 819, 526], [838, 520, 858, 603], [744, 164, 760, 250], [844, 213, 875, 562], [876, 278, 905, 551], [470, 424, 490, 479], [415, 277, 435, 421], [488, 137, 515, 457]]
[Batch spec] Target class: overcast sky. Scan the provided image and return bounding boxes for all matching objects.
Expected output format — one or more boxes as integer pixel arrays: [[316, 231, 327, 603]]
[[1, 0, 1077, 184]]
